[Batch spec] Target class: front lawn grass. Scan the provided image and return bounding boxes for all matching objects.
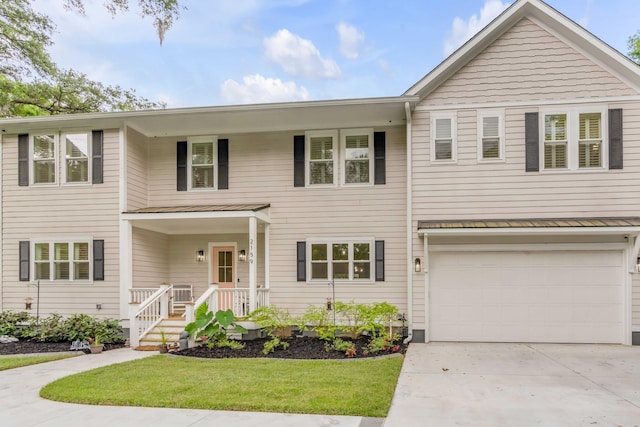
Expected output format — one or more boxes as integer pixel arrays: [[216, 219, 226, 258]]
[[0, 354, 78, 371], [40, 355, 403, 417]]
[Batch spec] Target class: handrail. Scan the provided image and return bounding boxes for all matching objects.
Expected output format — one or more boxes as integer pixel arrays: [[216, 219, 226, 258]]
[[129, 284, 171, 348]]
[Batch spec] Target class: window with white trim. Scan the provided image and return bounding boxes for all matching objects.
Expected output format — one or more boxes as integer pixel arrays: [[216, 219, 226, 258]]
[[477, 110, 504, 161], [341, 129, 374, 185], [33, 240, 91, 283], [32, 134, 57, 184], [540, 108, 607, 171], [188, 136, 217, 190], [308, 240, 372, 282], [63, 132, 90, 183], [306, 130, 337, 186], [430, 112, 457, 162]]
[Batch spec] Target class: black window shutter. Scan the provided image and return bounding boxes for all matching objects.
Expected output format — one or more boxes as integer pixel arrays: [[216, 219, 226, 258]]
[[218, 139, 229, 190], [19, 241, 30, 281], [525, 112, 539, 172], [92, 130, 104, 184], [93, 240, 105, 281], [18, 134, 29, 186], [375, 240, 385, 282], [374, 132, 386, 185], [609, 108, 623, 170], [293, 135, 305, 187], [296, 241, 306, 281], [176, 141, 187, 191]]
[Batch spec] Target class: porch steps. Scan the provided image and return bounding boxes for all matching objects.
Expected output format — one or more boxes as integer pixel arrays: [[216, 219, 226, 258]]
[[138, 318, 187, 348]]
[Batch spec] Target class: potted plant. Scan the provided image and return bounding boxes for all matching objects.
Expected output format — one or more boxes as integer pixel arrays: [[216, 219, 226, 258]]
[[158, 330, 169, 354], [88, 336, 104, 354]]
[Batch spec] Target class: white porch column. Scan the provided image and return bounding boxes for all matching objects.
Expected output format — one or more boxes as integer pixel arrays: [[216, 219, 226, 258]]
[[423, 234, 430, 343], [249, 216, 257, 312], [120, 219, 132, 325], [264, 223, 270, 291]]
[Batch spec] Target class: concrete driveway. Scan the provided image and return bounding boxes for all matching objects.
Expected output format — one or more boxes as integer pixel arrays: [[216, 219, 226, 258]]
[[384, 343, 640, 427]]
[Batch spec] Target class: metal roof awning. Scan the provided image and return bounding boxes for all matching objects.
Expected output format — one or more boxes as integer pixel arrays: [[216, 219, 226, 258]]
[[122, 203, 271, 235], [418, 217, 640, 236], [125, 203, 270, 214]]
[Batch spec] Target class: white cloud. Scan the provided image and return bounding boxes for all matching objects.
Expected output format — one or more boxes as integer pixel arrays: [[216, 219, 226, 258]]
[[443, 0, 511, 57], [578, 0, 594, 28], [264, 29, 341, 79], [220, 74, 310, 104], [337, 22, 365, 59]]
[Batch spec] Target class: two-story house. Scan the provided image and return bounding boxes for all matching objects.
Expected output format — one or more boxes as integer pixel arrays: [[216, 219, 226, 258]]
[[1, 0, 639, 345]]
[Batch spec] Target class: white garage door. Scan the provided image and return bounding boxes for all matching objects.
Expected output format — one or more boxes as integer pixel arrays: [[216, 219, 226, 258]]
[[430, 249, 624, 343]]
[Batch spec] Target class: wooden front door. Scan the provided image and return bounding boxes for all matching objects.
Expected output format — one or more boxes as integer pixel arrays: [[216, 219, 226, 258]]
[[213, 246, 235, 288], [212, 246, 235, 311]]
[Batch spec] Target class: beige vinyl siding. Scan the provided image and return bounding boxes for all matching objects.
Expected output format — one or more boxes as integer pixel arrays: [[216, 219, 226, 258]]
[[132, 228, 169, 289], [634, 276, 640, 329], [131, 126, 407, 314], [411, 102, 640, 332], [127, 127, 148, 210], [1, 130, 121, 318], [423, 18, 636, 106]]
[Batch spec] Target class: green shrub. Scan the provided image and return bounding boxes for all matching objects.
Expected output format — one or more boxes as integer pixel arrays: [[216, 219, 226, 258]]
[[298, 305, 336, 341], [0, 311, 34, 338], [0, 311, 124, 343], [249, 305, 296, 338]]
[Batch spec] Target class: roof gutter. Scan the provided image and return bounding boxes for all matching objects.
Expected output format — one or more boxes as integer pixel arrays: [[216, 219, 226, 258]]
[[404, 101, 413, 345]]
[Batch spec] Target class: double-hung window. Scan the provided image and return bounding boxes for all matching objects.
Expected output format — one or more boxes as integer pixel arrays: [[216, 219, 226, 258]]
[[342, 129, 374, 185], [540, 107, 606, 171], [477, 110, 504, 161], [33, 240, 91, 283], [188, 136, 216, 190], [306, 131, 338, 186], [64, 132, 90, 183], [308, 240, 373, 282], [544, 114, 568, 169], [578, 112, 602, 168], [431, 112, 457, 162], [32, 134, 57, 184]]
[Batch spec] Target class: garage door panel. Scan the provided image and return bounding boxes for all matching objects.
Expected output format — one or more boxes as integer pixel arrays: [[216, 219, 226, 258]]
[[430, 250, 624, 343]]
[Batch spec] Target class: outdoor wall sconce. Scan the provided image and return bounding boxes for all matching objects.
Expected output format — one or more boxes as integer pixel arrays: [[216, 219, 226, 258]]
[[415, 257, 422, 273], [239, 249, 247, 262], [196, 249, 206, 263]]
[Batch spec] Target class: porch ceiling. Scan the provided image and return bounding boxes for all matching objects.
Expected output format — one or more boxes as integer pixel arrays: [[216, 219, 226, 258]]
[[131, 217, 266, 235]]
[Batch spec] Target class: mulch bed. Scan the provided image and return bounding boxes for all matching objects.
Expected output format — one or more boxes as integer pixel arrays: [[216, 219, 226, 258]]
[[0, 341, 126, 355], [172, 336, 407, 359]]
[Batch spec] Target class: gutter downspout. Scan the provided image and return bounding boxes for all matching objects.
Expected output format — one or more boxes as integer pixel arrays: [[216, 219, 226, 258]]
[[404, 101, 413, 344]]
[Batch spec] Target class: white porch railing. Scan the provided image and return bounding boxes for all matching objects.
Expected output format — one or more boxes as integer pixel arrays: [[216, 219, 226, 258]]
[[129, 288, 158, 303], [129, 285, 171, 348], [257, 288, 270, 309]]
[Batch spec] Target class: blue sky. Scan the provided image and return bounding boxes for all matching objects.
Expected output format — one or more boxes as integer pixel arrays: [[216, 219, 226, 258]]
[[33, 0, 639, 108]]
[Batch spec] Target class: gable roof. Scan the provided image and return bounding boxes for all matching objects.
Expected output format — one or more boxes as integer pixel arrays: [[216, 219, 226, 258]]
[[404, 0, 640, 99]]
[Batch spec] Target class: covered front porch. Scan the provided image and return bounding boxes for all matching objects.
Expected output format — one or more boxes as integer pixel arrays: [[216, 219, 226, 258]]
[[119, 204, 271, 346]]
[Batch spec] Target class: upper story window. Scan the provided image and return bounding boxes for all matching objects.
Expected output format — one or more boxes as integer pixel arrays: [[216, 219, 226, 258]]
[[342, 129, 374, 185], [64, 132, 90, 183], [32, 134, 57, 184], [477, 110, 504, 161], [540, 107, 606, 172], [306, 130, 338, 186], [309, 239, 373, 282], [578, 112, 602, 168], [33, 240, 91, 283], [188, 136, 217, 190], [430, 112, 457, 163], [22, 130, 103, 187]]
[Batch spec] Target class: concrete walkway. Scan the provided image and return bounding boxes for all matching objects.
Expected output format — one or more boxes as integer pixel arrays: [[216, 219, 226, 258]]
[[0, 348, 381, 427], [385, 342, 640, 427]]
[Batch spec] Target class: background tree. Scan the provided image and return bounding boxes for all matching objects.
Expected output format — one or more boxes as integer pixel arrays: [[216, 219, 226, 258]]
[[0, 0, 185, 117], [629, 31, 640, 64]]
